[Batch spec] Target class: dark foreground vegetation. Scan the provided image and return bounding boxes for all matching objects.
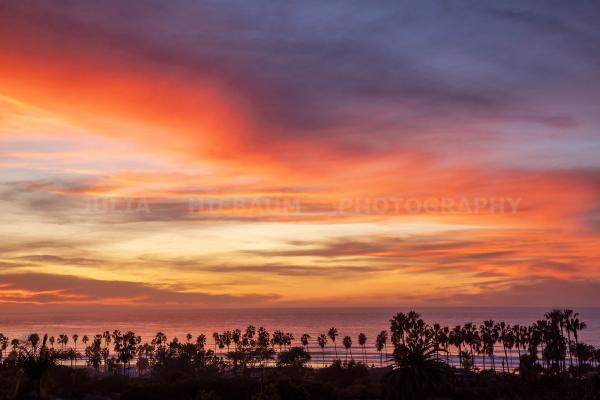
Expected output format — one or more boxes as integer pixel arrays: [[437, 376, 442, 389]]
[[1, 309, 599, 399]]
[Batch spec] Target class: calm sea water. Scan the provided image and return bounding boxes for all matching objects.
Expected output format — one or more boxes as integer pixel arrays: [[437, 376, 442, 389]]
[[2, 307, 599, 367]]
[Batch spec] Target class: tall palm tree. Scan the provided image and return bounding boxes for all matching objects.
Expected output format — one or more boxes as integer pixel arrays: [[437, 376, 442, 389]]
[[390, 312, 408, 346], [480, 320, 497, 371], [563, 309, 575, 368], [450, 325, 463, 368], [58, 334, 69, 352], [82, 335, 89, 347], [72, 334, 79, 352], [186, 333, 193, 343], [27, 333, 40, 353], [327, 327, 339, 359], [358, 333, 367, 364], [196, 334, 207, 350], [343, 336, 352, 361], [376, 332, 386, 366], [568, 314, 587, 371], [431, 324, 442, 362], [49, 336, 55, 349], [301, 333, 310, 352], [102, 330, 112, 348], [497, 322, 511, 373], [317, 334, 328, 367], [461, 323, 478, 369], [223, 330, 232, 352], [212, 332, 220, 354], [0, 334, 8, 360], [232, 329, 241, 351]]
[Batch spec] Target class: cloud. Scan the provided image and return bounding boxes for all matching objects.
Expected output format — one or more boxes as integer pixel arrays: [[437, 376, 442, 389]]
[[0, 272, 277, 308], [439, 277, 600, 307], [14, 255, 101, 266], [2, 0, 599, 170]]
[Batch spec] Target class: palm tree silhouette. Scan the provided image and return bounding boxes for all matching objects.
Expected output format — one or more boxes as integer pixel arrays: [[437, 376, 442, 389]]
[[449, 325, 463, 368], [223, 330, 232, 352], [102, 330, 111, 348], [358, 333, 367, 364], [376, 332, 385, 366], [0, 334, 8, 361], [480, 320, 493, 371], [58, 334, 69, 352], [343, 335, 352, 361], [497, 322, 510, 373], [196, 334, 207, 350], [327, 327, 339, 359], [562, 309, 575, 368], [317, 334, 328, 367], [72, 334, 79, 353], [212, 332, 220, 354], [27, 333, 40, 353], [300, 333, 310, 352], [568, 313, 587, 371]]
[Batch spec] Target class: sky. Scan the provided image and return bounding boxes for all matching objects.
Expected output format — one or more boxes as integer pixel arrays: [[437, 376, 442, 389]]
[[1, 0, 600, 310]]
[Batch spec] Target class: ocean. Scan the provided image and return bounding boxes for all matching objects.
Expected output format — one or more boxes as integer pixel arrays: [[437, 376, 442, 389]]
[[2, 307, 599, 367]]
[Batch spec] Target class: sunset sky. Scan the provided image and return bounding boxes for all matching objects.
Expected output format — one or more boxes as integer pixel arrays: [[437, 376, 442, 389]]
[[1, 0, 600, 310]]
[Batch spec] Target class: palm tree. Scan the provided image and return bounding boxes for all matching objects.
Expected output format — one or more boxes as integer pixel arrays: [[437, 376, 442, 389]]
[[390, 312, 408, 346], [223, 330, 232, 352], [212, 332, 220, 354], [497, 322, 511, 373], [461, 323, 478, 369], [301, 333, 310, 352], [358, 333, 367, 364], [196, 334, 207, 350], [377, 330, 389, 364], [49, 336, 55, 349], [481, 320, 497, 371], [343, 335, 352, 361], [386, 312, 448, 400], [0, 334, 8, 360], [82, 335, 89, 347], [544, 310, 568, 373], [449, 325, 463, 368], [16, 334, 60, 397], [102, 330, 112, 348], [376, 331, 385, 366], [283, 332, 294, 350], [186, 333, 193, 343], [27, 333, 40, 353], [72, 334, 79, 352], [317, 334, 328, 367], [114, 331, 137, 376], [563, 309, 575, 369], [568, 314, 587, 371], [58, 334, 69, 352], [232, 329, 242, 351], [431, 324, 442, 362], [271, 330, 284, 352], [327, 327, 339, 359]]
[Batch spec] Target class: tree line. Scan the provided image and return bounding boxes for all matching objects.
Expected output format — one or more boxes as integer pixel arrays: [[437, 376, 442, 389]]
[[0, 308, 598, 377]]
